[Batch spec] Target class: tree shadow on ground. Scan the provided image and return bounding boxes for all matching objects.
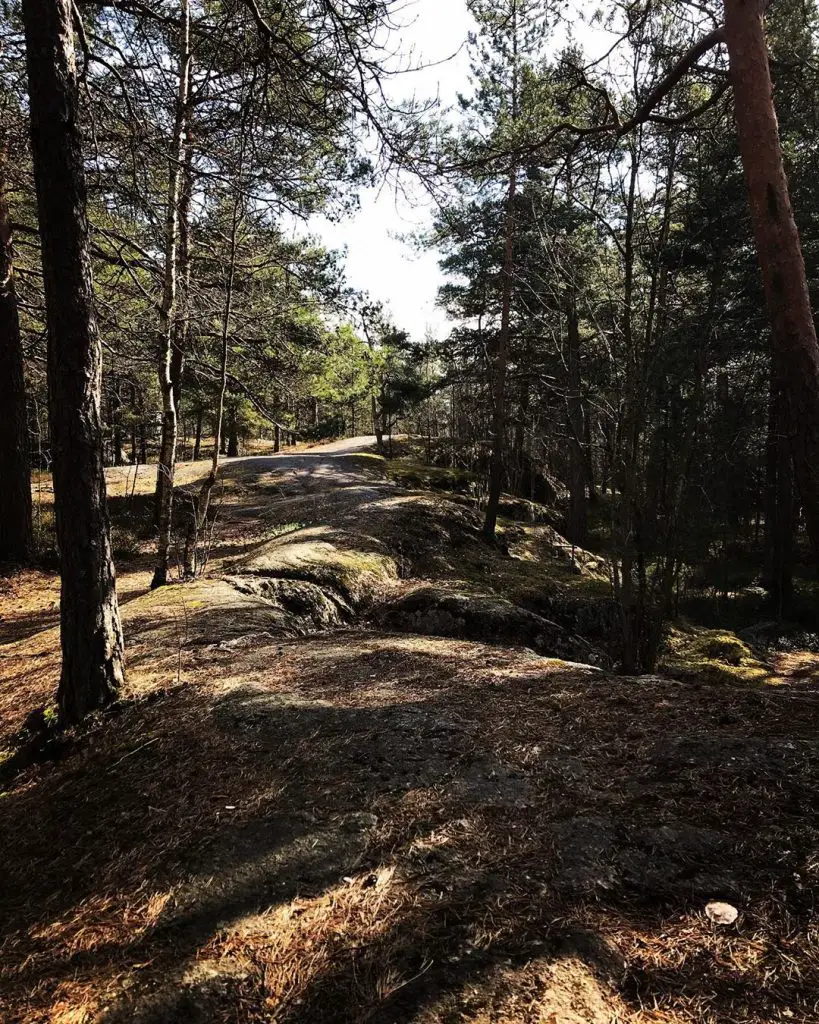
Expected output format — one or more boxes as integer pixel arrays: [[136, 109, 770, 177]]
[[2, 638, 819, 1022], [218, 453, 389, 490]]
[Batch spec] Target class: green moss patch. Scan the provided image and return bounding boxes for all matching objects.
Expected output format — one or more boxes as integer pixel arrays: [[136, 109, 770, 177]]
[[236, 526, 398, 606], [385, 459, 476, 493], [659, 624, 770, 686]]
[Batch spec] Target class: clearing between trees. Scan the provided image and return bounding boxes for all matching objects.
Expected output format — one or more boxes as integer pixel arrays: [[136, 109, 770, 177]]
[[1, 437, 818, 1024]]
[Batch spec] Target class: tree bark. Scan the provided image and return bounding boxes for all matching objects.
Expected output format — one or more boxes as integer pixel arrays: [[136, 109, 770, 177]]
[[483, 164, 516, 539], [193, 406, 203, 460], [22, 0, 125, 721], [612, 147, 641, 675], [565, 289, 587, 545], [153, 0, 191, 588], [371, 393, 384, 451], [110, 376, 124, 466], [172, 142, 193, 415], [764, 356, 794, 615], [724, 0, 819, 560], [583, 409, 597, 501], [483, 0, 519, 539], [184, 193, 240, 577], [0, 133, 33, 564], [226, 405, 239, 457]]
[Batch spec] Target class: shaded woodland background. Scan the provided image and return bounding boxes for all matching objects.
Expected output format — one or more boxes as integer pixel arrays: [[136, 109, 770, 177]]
[[4, 0, 819, 692]]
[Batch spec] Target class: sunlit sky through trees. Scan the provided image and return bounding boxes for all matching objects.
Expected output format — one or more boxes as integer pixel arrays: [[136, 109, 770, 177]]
[[302, 0, 618, 341]]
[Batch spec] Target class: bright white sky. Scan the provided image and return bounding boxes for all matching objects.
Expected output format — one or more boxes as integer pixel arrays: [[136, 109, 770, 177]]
[[306, 0, 475, 341], [304, 0, 615, 341]]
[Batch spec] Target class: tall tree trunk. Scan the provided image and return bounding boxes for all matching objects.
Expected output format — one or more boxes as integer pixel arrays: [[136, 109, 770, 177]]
[[110, 377, 124, 466], [512, 336, 530, 496], [612, 147, 641, 675], [22, 0, 125, 721], [184, 194, 241, 577], [155, 151, 192, 501], [112, 421, 124, 467], [563, 157, 588, 541], [583, 410, 597, 502], [371, 393, 384, 451], [153, 0, 191, 588], [565, 289, 587, 545], [764, 357, 794, 615], [0, 132, 33, 564], [173, 142, 193, 408], [483, 164, 516, 539], [129, 382, 140, 464], [227, 405, 239, 457], [724, 0, 819, 561], [193, 406, 203, 460], [484, 1, 519, 538]]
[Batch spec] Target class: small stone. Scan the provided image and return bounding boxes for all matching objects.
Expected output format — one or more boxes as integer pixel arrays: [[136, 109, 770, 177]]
[[705, 901, 739, 925]]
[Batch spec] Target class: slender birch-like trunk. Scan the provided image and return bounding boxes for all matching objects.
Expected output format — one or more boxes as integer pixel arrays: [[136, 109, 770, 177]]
[[184, 194, 242, 577], [153, 0, 192, 588]]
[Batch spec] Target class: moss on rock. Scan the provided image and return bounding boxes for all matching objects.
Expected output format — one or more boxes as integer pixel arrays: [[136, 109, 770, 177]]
[[385, 459, 476, 493], [659, 624, 770, 686], [235, 525, 398, 606], [227, 576, 353, 632], [380, 585, 607, 665]]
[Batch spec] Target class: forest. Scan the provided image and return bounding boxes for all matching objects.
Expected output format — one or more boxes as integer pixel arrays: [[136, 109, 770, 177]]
[[2, 0, 819, 1021]]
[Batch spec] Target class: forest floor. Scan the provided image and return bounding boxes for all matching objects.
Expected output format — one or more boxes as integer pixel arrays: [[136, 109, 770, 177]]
[[1, 438, 819, 1024]]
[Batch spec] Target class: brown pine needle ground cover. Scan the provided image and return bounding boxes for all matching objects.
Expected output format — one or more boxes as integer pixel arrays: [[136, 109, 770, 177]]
[[2, 439, 819, 1024]]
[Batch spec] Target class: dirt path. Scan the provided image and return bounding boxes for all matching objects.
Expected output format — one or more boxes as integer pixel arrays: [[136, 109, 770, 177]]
[[0, 437, 383, 648], [2, 442, 819, 1024], [104, 433, 383, 492]]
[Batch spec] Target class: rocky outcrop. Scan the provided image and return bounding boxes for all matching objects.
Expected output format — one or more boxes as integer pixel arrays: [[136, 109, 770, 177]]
[[379, 585, 607, 665], [659, 624, 768, 685], [231, 524, 398, 607], [226, 576, 353, 633], [218, 488, 614, 668]]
